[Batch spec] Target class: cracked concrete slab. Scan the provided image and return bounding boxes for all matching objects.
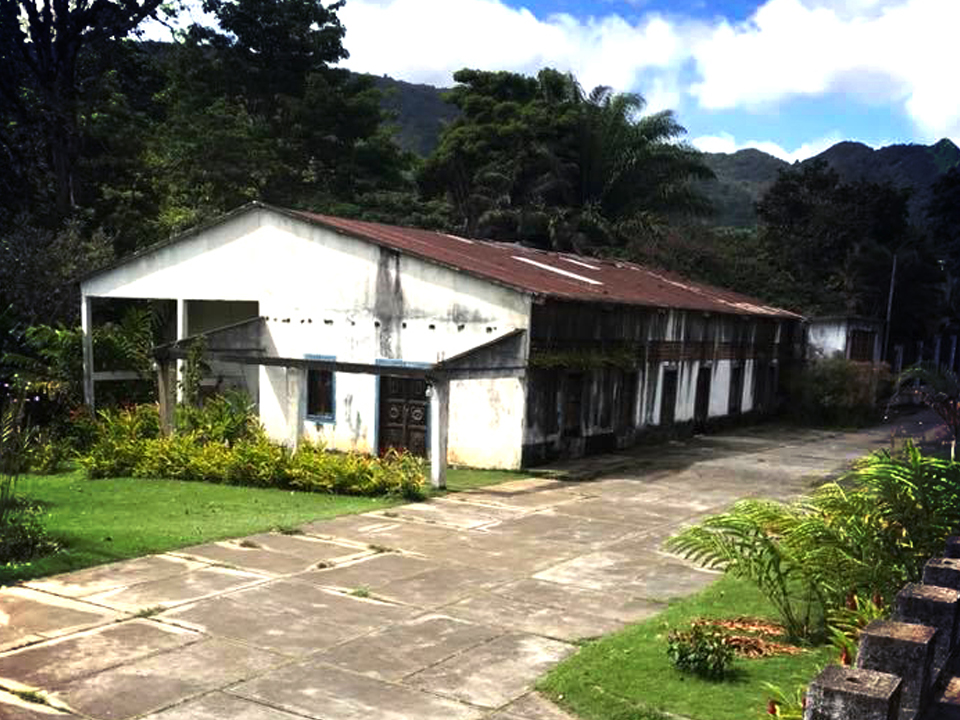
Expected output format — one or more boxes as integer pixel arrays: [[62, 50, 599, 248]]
[[83, 566, 268, 613], [0, 689, 76, 719], [382, 498, 527, 530], [0, 620, 199, 688], [0, 413, 935, 720], [489, 577, 666, 623], [22, 556, 205, 600], [51, 638, 284, 720], [139, 692, 309, 720], [408, 633, 574, 708], [230, 661, 484, 720], [297, 552, 439, 589], [442, 591, 622, 641], [312, 614, 502, 681], [157, 594, 364, 655], [223, 579, 419, 632], [487, 692, 580, 720], [374, 564, 513, 609], [0, 587, 120, 653]]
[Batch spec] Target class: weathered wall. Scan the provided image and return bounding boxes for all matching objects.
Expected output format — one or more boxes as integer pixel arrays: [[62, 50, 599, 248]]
[[83, 208, 532, 468], [809, 319, 849, 358], [523, 301, 795, 464]]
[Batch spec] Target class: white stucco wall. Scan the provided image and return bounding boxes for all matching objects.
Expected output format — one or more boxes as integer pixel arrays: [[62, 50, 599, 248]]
[[808, 320, 848, 359], [82, 208, 532, 468]]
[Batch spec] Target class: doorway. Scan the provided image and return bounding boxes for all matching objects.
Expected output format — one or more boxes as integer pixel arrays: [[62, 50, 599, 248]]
[[694, 366, 712, 432], [378, 375, 428, 456]]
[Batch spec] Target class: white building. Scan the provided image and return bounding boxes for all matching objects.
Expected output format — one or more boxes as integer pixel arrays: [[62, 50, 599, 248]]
[[80, 203, 803, 473], [808, 316, 884, 362]]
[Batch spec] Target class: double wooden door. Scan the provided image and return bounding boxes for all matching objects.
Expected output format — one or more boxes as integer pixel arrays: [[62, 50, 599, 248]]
[[378, 376, 428, 456]]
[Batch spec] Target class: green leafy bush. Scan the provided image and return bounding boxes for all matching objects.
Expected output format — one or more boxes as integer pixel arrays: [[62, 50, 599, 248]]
[[667, 622, 735, 679], [29, 430, 69, 474], [80, 400, 426, 498], [786, 357, 891, 427], [80, 404, 161, 478], [666, 443, 960, 640], [175, 390, 256, 445], [289, 442, 425, 499]]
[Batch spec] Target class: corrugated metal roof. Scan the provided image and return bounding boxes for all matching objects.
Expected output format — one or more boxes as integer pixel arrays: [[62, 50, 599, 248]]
[[292, 210, 801, 319]]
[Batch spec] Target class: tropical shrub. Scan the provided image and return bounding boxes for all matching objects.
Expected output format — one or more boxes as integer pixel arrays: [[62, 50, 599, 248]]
[[1, 398, 56, 564], [175, 390, 256, 445], [80, 404, 161, 477], [666, 443, 960, 640], [667, 622, 735, 679], [80, 400, 426, 497], [289, 442, 426, 499], [786, 357, 890, 427]]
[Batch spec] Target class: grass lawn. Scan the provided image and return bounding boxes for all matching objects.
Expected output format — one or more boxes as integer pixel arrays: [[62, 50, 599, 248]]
[[444, 466, 537, 492], [2, 464, 522, 587], [539, 574, 836, 720]]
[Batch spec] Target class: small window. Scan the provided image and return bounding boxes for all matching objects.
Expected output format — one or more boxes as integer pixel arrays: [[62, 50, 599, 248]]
[[306, 361, 335, 422]]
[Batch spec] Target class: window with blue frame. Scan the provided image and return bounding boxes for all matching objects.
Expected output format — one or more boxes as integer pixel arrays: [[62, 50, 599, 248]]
[[306, 355, 335, 422]]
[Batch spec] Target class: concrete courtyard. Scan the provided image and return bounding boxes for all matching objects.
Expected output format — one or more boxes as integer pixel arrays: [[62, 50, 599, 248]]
[[0, 412, 941, 720]]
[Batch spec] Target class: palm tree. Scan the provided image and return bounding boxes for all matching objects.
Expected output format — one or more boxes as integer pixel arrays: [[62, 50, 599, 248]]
[[531, 80, 714, 252]]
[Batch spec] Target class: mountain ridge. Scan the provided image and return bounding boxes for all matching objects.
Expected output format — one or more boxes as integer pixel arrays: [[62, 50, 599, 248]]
[[371, 73, 960, 230]]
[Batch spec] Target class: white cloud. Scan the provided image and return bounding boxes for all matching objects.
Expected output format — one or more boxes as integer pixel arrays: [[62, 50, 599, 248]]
[[688, 0, 960, 142], [692, 131, 847, 161], [338, 0, 690, 98], [144, 0, 960, 147]]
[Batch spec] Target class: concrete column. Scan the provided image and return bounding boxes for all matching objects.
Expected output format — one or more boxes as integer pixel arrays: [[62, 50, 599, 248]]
[[157, 359, 175, 436], [429, 375, 449, 490], [856, 620, 937, 720], [923, 558, 960, 591], [804, 665, 901, 720], [81, 295, 95, 409], [895, 583, 960, 671], [951, 336, 958, 372], [285, 366, 304, 450], [175, 299, 188, 403]]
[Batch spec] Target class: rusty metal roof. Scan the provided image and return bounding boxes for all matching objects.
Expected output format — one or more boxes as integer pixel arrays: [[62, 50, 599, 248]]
[[292, 209, 801, 319]]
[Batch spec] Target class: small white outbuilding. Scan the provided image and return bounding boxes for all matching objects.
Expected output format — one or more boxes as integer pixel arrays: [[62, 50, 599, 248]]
[[80, 203, 803, 474]]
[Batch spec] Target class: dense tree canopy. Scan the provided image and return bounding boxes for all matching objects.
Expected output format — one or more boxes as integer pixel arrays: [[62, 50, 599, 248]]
[[420, 68, 713, 251]]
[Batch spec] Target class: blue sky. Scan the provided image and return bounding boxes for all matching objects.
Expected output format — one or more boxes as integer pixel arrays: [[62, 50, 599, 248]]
[[330, 0, 958, 160]]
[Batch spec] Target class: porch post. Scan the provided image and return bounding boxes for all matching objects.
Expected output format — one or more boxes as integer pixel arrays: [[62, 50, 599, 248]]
[[175, 298, 187, 402], [157, 358, 175, 435], [286, 366, 304, 450], [81, 294, 95, 409], [429, 374, 449, 489]]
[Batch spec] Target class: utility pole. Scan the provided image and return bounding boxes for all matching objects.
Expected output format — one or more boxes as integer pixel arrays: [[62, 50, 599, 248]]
[[883, 253, 897, 363]]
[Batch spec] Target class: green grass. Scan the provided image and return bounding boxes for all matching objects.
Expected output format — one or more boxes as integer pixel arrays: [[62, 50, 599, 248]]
[[2, 465, 535, 587], [1, 468, 405, 587], [539, 575, 835, 720], [444, 467, 542, 492]]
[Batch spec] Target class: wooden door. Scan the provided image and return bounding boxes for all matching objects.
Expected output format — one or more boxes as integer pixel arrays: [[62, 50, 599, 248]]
[[378, 376, 428, 457], [661, 368, 678, 425]]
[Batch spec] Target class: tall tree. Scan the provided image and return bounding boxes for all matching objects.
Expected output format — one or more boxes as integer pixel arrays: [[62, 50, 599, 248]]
[[147, 0, 414, 237], [756, 161, 944, 342], [0, 0, 168, 217], [420, 68, 712, 251]]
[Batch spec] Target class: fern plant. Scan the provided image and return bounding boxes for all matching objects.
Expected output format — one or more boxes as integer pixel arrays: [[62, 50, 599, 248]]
[[666, 443, 960, 640]]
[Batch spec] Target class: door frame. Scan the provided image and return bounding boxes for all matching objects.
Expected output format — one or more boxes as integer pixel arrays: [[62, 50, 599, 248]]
[[374, 359, 432, 456]]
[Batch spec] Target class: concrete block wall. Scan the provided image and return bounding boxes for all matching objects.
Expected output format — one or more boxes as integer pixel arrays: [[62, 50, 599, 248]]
[[804, 538, 960, 720]]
